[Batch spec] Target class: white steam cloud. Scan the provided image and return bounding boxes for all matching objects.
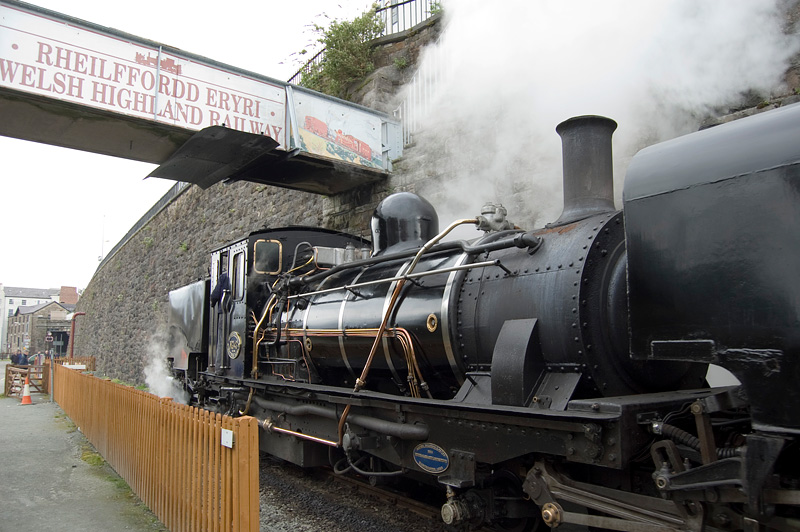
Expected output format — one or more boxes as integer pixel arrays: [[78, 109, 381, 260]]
[[405, 0, 799, 228], [144, 327, 190, 404]]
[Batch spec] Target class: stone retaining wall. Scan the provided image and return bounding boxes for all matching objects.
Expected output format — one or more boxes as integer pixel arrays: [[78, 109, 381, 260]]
[[74, 183, 324, 380]]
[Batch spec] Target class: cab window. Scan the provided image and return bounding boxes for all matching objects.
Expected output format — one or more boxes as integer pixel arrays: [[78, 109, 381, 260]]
[[232, 252, 245, 300], [254, 240, 282, 275]]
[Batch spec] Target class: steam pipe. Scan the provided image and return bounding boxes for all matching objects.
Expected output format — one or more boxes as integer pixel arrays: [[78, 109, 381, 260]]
[[552, 115, 618, 226], [252, 396, 429, 440], [261, 418, 340, 447], [290, 229, 542, 289], [337, 218, 478, 444]]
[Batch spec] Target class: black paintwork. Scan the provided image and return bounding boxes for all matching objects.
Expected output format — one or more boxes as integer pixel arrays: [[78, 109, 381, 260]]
[[625, 102, 800, 432]]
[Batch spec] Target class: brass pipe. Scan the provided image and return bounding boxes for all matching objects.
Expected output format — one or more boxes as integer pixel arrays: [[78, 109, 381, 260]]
[[251, 293, 278, 377], [337, 218, 478, 444], [238, 387, 255, 415], [261, 418, 339, 447], [356, 218, 478, 392]]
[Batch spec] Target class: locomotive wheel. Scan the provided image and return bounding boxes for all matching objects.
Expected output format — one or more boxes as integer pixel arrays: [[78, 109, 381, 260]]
[[487, 470, 543, 532]]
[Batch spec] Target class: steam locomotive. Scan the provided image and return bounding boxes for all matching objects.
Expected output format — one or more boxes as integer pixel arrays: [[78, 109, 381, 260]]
[[168, 104, 800, 531]]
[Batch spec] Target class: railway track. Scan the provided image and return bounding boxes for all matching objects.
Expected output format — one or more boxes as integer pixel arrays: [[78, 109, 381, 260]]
[[259, 455, 449, 531], [320, 469, 444, 522]]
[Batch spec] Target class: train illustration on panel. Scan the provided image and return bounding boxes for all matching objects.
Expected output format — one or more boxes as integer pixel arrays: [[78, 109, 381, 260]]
[[303, 115, 373, 162], [168, 104, 800, 531]]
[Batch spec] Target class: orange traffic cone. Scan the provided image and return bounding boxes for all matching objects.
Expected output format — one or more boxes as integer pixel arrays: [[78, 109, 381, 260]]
[[20, 375, 33, 405]]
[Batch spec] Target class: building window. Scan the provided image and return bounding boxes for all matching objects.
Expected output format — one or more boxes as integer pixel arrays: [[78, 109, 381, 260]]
[[7, 310, 12, 317], [22, 300, 26, 305], [8, 299, 13, 304]]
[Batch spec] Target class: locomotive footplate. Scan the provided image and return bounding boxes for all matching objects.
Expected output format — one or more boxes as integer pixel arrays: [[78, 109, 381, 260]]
[[232, 376, 731, 480]]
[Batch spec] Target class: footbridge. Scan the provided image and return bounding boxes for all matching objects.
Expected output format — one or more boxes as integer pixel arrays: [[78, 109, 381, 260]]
[[0, 0, 401, 194]]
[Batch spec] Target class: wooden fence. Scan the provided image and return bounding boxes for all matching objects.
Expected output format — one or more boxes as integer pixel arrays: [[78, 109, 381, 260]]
[[4, 364, 46, 396], [53, 364, 260, 532]]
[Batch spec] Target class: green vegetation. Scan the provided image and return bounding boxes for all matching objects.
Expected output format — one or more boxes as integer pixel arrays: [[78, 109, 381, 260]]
[[300, 8, 385, 99], [110, 377, 141, 388], [79, 441, 169, 531], [81, 447, 105, 467], [54, 411, 77, 433], [106, 377, 149, 391]]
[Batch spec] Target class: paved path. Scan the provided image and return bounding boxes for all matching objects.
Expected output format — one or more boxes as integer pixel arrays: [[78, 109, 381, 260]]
[[0, 361, 165, 532]]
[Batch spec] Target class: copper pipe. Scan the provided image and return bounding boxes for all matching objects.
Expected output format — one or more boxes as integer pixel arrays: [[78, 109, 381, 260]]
[[356, 218, 477, 392], [337, 218, 478, 444], [251, 293, 278, 377], [239, 387, 255, 415], [261, 418, 339, 447]]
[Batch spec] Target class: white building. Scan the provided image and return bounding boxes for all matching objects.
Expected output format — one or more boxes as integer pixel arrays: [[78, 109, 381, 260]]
[[0, 284, 79, 355]]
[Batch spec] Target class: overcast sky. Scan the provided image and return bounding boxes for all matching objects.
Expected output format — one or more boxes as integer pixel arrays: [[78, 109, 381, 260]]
[[0, 0, 372, 290]]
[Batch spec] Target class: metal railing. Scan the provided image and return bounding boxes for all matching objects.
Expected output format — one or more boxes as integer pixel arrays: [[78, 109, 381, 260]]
[[378, 0, 439, 37], [393, 30, 447, 146], [288, 0, 439, 85], [287, 49, 326, 86]]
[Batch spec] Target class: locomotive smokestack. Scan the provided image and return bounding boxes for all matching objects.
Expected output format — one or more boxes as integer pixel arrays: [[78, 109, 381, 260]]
[[553, 115, 617, 225]]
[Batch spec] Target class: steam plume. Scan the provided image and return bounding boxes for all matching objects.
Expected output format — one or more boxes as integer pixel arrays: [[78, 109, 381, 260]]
[[144, 326, 190, 404], [405, 0, 799, 227]]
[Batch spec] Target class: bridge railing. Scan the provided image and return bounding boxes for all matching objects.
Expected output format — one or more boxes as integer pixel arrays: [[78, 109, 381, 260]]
[[393, 29, 447, 146], [379, 0, 440, 37], [53, 364, 260, 532]]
